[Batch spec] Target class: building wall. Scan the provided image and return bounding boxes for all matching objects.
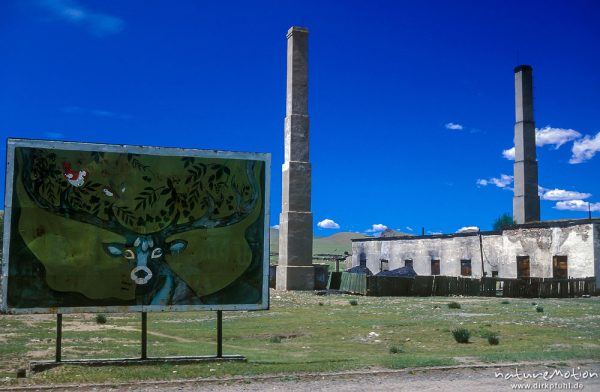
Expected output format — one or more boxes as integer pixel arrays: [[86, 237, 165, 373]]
[[593, 224, 600, 288], [352, 222, 596, 279]]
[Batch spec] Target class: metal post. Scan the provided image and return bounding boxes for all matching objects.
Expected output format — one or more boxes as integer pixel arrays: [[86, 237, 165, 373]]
[[217, 310, 223, 358], [55, 313, 62, 362], [335, 257, 340, 273], [141, 312, 147, 360]]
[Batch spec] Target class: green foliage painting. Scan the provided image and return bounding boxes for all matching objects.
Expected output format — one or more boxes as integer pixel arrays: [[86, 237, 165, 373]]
[[1, 140, 268, 313]]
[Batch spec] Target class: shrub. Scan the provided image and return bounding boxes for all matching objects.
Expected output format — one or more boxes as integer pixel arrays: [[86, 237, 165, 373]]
[[536, 305, 544, 313], [95, 314, 107, 324], [448, 301, 461, 309], [269, 336, 282, 343], [318, 302, 324, 306], [501, 300, 510, 304], [349, 299, 358, 306], [389, 345, 404, 354], [487, 334, 500, 345], [452, 328, 470, 343], [493, 213, 515, 231]]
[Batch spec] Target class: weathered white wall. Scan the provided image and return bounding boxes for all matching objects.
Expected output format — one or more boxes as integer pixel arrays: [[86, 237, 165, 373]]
[[502, 224, 594, 278], [352, 222, 596, 279], [593, 224, 600, 288], [352, 233, 503, 278]]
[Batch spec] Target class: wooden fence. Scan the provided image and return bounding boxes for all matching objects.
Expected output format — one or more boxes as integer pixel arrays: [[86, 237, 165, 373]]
[[331, 272, 596, 298]]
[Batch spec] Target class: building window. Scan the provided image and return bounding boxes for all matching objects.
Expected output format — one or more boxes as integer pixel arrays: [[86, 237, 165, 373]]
[[431, 259, 440, 275], [359, 253, 367, 268], [516, 256, 530, 278], [460, 259, 472, 276], [553, 256, 568, 279], [491, 270, 499, 277], [380, 259, 389, 272], [405, 259, 413, 269]]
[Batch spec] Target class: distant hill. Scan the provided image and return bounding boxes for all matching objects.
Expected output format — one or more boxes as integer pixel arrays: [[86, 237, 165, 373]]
[[380, 228, 413, 237], [269, 229, 367, 257]]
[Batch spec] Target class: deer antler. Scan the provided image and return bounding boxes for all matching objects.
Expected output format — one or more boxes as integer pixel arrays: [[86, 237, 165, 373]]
[[162, 160, 260, 238], [19, 149, 133, 237]]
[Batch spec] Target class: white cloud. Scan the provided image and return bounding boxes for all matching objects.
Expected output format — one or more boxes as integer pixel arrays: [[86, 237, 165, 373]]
[[502, 147, 515, 160], [476, 174, 514, 189], [445, 122, 464, 130], [61, 106, 131, 119], [502, 127, 583, 160], [554, 200, 600, 212], [540, 188, 592, 201], [456, 226, 479, 233], [405, 226, 414, 232], [570, 131, 600, 164], [535, 126, 581, 148], [271, 224, 279, 229], [317, 219, 340, 229], [39, 0, 125, 37], [366, 224, 387, 233]]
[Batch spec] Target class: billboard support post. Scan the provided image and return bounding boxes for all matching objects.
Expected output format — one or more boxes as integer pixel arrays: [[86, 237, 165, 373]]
[[217, 310, 223, 358], [55, 314, 62, 363], [141, 312, 148, 360]]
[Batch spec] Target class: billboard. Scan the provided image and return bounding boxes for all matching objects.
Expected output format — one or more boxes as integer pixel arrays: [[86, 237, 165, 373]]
[[1, 139, 270, 314]]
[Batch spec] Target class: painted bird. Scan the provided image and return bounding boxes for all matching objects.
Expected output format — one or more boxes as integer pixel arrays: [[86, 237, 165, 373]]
[[63, 162, 87, 187]]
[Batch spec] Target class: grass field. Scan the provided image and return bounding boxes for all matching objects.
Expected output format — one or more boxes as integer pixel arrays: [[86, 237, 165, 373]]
[[0, 291, 599, 387]]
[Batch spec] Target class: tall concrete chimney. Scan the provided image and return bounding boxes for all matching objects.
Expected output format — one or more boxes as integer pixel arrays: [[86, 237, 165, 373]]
[[276, 26, 314, 290], [513, 65, 540, 224]]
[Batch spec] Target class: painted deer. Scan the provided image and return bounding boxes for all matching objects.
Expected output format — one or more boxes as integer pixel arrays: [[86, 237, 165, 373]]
[[20, 151, 260, 306]]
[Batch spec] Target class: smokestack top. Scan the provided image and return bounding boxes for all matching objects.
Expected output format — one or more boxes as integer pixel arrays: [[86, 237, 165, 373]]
[[514, 64, 533, 73], [287, 26, 308, 37]]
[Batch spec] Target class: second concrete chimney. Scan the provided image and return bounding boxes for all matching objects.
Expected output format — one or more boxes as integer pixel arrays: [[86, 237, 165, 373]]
[[512, 65, 540, 224]]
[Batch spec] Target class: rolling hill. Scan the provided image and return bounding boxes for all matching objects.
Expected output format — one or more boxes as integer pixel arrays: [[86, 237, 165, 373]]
[[269, 229, 368, 259]]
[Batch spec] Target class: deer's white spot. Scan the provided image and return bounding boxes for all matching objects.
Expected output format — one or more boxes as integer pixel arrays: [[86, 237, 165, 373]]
[[103, 189, 114, 197]]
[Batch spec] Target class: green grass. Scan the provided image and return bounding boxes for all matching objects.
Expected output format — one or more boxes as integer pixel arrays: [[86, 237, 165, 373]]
[[0, 293, 599, 387]]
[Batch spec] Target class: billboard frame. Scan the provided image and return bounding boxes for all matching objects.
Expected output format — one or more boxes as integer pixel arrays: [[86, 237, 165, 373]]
[[1, 138, 271, 315]]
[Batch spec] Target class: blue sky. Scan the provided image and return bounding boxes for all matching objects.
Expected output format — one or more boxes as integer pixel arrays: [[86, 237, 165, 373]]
[[1, 0, 599, 236]]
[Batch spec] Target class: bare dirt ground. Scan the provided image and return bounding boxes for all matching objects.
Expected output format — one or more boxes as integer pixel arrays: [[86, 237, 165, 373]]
[[6, 361, 599, 392]]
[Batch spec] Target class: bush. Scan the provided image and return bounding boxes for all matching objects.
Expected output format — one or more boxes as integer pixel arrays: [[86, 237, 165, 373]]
[[389, 345, 404, 354], [487, 334, 500, 345], [493, 213, 515, 231], [95, 314, 107, 324], [269, 336, 282, 343], [536, 305, 544, 313], [448, 301, 461, 309], [501, 300, 510, 304], [349, 299, 358, 306], [452, 328, 470, 343], [318, 302, 324, 306]]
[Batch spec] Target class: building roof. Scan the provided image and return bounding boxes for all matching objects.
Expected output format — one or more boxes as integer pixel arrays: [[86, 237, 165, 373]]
[[351, 218, 600, 243]]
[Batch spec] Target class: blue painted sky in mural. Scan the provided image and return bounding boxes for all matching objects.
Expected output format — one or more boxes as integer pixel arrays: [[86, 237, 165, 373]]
[[1, 0, 599, 235]]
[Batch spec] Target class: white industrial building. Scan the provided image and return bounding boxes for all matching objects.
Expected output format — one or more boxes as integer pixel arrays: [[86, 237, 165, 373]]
[[351, 219, 599, 289]]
